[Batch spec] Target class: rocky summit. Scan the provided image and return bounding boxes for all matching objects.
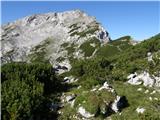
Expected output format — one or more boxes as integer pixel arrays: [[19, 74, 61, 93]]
[[1, 10, 110, 66], [1, 10, 160, 120]]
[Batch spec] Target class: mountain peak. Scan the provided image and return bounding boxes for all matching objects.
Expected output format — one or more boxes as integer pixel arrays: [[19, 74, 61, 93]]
[[1, 10, 110, 64]]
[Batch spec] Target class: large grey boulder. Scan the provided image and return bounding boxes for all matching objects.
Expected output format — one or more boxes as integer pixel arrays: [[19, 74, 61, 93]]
[[127, 71, 160, 87]]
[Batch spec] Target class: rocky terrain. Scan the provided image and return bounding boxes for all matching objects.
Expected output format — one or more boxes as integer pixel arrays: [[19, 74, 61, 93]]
[[1, 10, 160, 120], [1, 10, 109, 65]]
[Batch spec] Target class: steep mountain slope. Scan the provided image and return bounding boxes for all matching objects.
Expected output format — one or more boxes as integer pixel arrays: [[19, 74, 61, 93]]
[[1, 10, 110, 68]]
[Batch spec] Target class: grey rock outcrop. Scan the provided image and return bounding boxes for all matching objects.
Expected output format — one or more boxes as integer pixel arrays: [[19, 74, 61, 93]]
[[127, 71, 160, 87]]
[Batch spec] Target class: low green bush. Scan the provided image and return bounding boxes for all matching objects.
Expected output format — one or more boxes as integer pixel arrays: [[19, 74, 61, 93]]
[[1, 62, 62, 120]]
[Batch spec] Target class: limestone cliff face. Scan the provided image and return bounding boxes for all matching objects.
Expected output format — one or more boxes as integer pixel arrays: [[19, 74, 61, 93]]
[[1, 10, 110, 65]]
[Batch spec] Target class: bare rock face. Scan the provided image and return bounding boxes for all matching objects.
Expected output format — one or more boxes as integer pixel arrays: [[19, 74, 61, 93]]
[[1, 10, 110, 66]]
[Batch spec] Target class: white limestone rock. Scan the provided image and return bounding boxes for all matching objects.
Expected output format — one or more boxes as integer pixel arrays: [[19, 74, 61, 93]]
[[53, 59, 72, 74], [150, 90, 156, 94], [111, 96, 121, 113], [61, 93, 76, 108], [144, 90, 149, 94], [137, 88, 143, 91], [90, 43, 96, 47], [78, 106, 94, 118], [70, 99, 75, 108], [77, 85, 82, 89], [149, 97, 152, 101], [63, 76, 78, 83], [98, 81, 115, 93], [111, 96, 128, 113], [147, 52, 153, 62], [90, 88, 97, 92], [136, 107, 145, 114], [127, 71, 160, 87], [154, 97, 158, 101], [66, 94, 76, 102]]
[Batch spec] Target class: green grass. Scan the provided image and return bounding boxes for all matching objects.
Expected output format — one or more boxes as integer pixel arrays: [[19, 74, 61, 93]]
[[58, 104, 77, 120], [110, 36, 132, 51], [79, 77, 103, 90], [79, 37, 100, 57], [80, 42, 95, 57], [74, 90, 115, 115], [59, 34, 160, 119], [94, 35, 134, 58], [96, 44, 120, 57], [74, 92, 100, 114], [113, 36, 131, 42], [110, 81, 160, 120]]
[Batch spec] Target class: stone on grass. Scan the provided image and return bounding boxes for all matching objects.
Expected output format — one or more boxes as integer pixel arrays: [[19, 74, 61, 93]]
[[136, 107, 145, 114], [127, 71, 159, 87], [78, 106, 94, 118]]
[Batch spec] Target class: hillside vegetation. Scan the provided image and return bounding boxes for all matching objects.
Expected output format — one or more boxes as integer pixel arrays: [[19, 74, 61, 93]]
[[1, 34, 160, 120]]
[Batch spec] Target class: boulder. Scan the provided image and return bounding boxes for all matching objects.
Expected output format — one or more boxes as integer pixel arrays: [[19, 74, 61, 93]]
[[127, 71, 159, 87], [66, 94, 76, 102], [78, 106, 94, 118], [127, 73, 142, 85], [111, 96, 128, 113]]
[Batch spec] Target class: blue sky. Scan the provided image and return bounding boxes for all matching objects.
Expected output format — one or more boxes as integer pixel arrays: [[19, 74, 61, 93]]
[[1, 1, 160, 40]]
